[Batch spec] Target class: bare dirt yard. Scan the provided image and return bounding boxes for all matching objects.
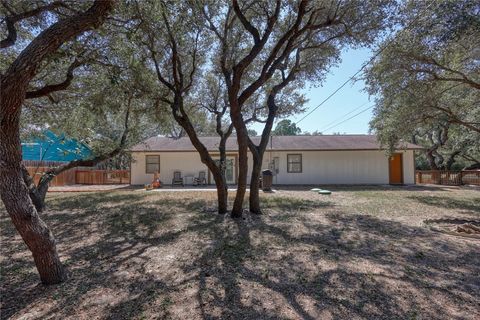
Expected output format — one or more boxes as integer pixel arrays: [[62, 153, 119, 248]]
[[1, 185, 479, 320]]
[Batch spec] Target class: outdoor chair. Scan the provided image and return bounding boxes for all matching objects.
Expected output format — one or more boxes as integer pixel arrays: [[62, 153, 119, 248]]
[[172, 171, 184, 186], [194, 171, 207, 186]]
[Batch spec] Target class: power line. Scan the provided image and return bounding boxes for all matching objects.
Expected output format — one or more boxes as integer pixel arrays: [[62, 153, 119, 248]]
[[321, 104, 374, 133], [295, 1, 434, 125], [317, 101, 369, 132]]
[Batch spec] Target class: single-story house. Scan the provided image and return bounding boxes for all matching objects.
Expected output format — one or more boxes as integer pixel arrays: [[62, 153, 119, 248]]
[[129, 135, 422, 186]]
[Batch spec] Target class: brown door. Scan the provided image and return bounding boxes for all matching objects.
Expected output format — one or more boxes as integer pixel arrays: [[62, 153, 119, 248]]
[[389, 153, 403, 184]]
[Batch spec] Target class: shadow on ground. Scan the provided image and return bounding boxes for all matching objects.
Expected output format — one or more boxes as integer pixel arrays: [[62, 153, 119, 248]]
[[1, 191, 479, 319], [408, 195, 480, 215]]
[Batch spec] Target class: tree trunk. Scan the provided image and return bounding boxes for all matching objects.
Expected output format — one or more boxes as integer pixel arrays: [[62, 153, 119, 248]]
[[0, 170, 67, 284], [445, 151, 461, 170], [426, 149, 439, 170], [230, 111, 249, 218], [215, 139, 230, 214], [211, 168, 229, 214], [247, 88, 280, 215], [1, 127, 67, 284], [0, 0, 113, 285], [169, 97, 231, 214], [21, 165, 45, 212], [249, 149, 263, 214]]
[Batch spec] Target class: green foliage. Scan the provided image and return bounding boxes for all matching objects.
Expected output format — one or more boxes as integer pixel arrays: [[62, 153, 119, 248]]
[[273, 120, 302, 136], [365, 0, 480, 169], [15, 3, 168, 167]]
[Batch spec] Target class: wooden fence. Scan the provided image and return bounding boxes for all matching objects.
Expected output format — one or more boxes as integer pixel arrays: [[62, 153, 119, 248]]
[[75, 170, 130, 185], [416, 170, 480, 186], [25, 167, 130, 186]]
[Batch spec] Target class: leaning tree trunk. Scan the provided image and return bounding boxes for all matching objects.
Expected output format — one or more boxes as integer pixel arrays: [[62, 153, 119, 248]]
[[21, 165, 57, 213], [21, 165, 46, 212], [0, 0, 113, 284], [0, 117, 67, 284], [170, 97, 231, 214]]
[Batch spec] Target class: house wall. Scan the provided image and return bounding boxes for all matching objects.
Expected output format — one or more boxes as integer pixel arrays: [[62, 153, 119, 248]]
[[130, 152, 208, 185], [259, 149, 415, 185], [130, 149, 415, 185]]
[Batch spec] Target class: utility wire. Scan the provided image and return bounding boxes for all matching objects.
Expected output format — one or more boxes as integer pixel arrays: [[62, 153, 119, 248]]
[[295, 1, 434, 125], [317, 101, 369, 132], [321, 105, 374, 133]]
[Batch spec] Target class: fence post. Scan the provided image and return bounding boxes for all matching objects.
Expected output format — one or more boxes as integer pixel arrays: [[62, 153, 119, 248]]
[[459, 171, 463, 185]]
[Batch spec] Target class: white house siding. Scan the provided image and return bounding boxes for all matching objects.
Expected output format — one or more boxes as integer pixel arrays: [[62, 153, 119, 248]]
[[402, 150, 415, 184], [259, 149, 415, 185], [130, 152, 208, 185], [130, 149, 415, 185]]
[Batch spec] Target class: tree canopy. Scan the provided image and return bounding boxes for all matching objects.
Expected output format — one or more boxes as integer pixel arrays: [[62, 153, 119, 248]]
[[273, 119, 302, 135], [365, 0, 480, 169]]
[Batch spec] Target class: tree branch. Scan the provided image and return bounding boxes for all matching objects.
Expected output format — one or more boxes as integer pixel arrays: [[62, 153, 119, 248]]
[[1, 0, 114, 118], [0, 1, 68, 49], [25, 59, 84, 99], [232, 0, 260, 45]]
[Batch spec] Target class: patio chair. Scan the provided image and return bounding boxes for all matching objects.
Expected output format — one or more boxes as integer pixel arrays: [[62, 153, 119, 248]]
[[172, 171, 184, 186], [194, 171, 207, 186]]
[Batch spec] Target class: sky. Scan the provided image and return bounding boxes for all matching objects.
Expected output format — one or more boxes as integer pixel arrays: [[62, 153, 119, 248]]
[[252, 47, 376, 135]]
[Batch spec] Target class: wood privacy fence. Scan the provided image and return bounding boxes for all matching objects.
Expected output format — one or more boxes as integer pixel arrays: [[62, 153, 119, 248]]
[[75, 170, 130, 185], [416, 170, 480, 186], [26, 167, 76, 186], [25, 167, 130, 186]]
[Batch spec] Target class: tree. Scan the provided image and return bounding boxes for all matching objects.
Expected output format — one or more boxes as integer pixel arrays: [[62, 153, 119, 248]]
[[365, 0, 480, 169], [200, 0, 396, 217], [273, 119, 302, 136], [19, 19, 163, 212], [0, 0, 114, 285], [410, 122, 480, 170], [135, 1, 239, 214]]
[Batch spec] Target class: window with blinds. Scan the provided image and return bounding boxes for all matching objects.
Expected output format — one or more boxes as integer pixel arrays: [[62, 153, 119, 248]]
[[145, 155, 160, 174], [287, 154, 302, 173]]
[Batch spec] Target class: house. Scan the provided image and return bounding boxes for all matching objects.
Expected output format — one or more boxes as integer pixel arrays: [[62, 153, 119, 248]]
[[129, 135, 423, 186], [22, 130, 92, 163]]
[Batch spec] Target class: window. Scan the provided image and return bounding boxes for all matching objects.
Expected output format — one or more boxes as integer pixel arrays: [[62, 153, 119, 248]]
[[287, 154, 302, 173], [146, 155, 160, 174]]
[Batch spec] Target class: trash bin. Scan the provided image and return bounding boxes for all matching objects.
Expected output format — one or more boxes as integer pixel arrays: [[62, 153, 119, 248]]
[[262, 169, 273, 191]]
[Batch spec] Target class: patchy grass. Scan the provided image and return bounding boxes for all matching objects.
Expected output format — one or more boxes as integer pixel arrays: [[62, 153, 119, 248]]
[[1, 186, 479, 320]]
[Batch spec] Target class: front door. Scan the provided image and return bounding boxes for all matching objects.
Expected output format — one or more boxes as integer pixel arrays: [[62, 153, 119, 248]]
[[213, 158, 235, 184], [389, 153, 403, 184]]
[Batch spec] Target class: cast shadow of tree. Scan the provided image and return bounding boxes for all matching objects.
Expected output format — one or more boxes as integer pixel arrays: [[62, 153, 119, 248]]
[[408, 195, 480, 215], [181, 209, 480, 319], [1, 193, 479, 319], [0, 192, 198, 319]]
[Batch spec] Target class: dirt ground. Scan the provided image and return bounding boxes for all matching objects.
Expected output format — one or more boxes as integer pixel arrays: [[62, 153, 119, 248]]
[[1, 185, 479, 320]]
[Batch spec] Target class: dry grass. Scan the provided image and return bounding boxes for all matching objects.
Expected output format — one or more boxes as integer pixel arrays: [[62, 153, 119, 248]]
[[1, 185, 479, 320]]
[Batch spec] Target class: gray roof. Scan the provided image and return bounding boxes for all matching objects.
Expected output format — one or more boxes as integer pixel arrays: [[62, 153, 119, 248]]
[[130, 135, 423, 152]]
